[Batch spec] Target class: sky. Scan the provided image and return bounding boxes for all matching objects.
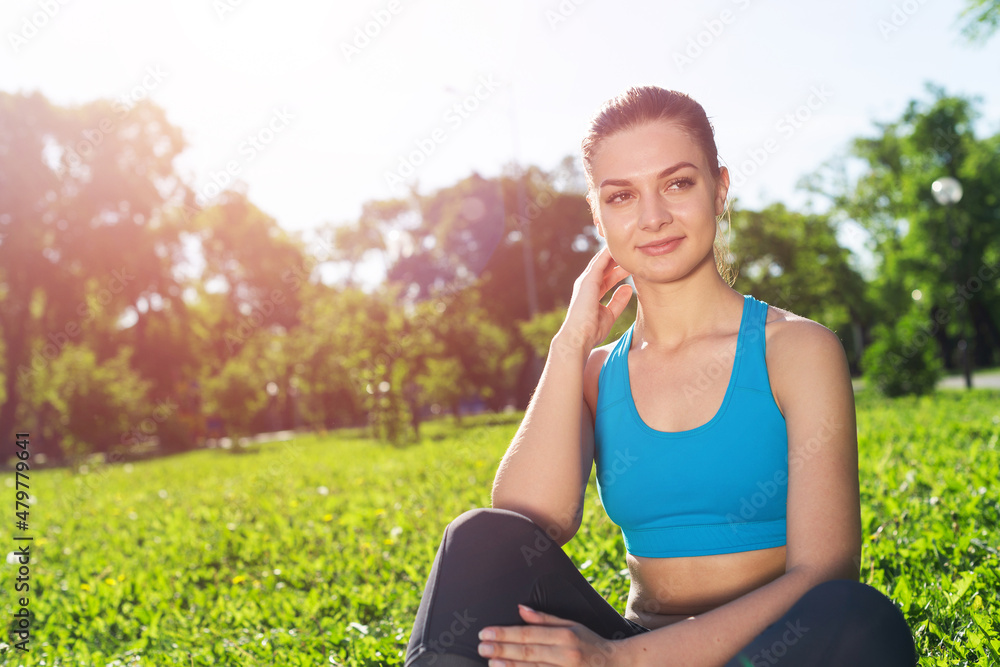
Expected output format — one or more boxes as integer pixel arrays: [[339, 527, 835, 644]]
[[2, 0, 999, 283]]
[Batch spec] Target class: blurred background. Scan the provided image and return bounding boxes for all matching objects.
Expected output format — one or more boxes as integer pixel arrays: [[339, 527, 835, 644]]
[[1, 0, 999, 459]]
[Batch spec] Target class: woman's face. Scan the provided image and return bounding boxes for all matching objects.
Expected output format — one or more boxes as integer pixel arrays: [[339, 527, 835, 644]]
[[587, 120, 729, 284]]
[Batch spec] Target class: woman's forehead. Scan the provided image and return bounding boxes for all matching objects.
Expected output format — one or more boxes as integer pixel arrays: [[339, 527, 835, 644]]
[[590, 122, 707, 181]]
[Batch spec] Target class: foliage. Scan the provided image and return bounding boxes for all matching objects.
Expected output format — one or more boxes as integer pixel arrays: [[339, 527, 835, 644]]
[[802, 86, 1000, 374], [518, 295, 637, 359], [18, 343, 152, 460], [201, 350, 271, 438], [5, 86, 999, 460], [0, 90, 188, 448], [2, 392, 998, 664], [730, 202, 871, 370], [862, 303, 945, 397], [518, 308, 568, 358], [959, 0, 1000, 42], [853, 390, 1000, 664]]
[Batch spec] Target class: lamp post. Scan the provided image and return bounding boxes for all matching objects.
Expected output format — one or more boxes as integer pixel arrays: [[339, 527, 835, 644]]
[[265, 381, 280, 432], [931, 177, 971, 389]]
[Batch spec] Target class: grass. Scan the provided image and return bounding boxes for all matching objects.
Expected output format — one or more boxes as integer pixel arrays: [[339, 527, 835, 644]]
[[1, 391, 998, 665]]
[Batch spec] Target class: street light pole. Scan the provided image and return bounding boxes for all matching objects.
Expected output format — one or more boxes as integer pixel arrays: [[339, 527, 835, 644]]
[[931, 177, 971, 389]]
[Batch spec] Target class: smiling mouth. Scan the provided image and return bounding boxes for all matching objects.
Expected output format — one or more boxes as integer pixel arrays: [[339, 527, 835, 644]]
[[638, 236, 684, 255]]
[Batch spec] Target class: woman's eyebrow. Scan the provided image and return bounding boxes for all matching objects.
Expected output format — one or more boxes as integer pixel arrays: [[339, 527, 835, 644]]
[[599, 161, 698, 188]]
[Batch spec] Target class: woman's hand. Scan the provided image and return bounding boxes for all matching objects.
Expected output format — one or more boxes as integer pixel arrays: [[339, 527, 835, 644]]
[[478, 605, 630, 666], [555, 245, 632, 356]]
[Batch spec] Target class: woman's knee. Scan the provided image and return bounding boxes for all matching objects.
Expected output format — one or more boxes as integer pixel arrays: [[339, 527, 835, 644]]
[[802, 579, 903, 618], [441, 508, 562, 570], [446, 507, 553, 547], [799, 579, 916, 664]]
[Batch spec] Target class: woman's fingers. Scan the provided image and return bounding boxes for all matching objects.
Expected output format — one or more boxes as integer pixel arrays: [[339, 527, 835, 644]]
[[560, 245, 631, 352], [477, 637, 567, 664], [518, 604, 576, 627], [479, 610, 582, 663], [599, 263, 631, 296], [593, 284, 632, 341], [604, 284, 633, 321]]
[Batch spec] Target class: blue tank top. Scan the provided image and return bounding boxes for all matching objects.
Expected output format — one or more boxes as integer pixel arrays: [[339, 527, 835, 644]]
[[594, 294, 788, 558]]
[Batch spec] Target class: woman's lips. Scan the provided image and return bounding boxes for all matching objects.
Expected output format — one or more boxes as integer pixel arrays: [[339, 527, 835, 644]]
[[638, 236, 683, 255]]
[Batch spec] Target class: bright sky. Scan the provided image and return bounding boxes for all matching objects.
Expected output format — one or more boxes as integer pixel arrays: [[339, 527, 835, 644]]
[[2, 0, 999, 278]]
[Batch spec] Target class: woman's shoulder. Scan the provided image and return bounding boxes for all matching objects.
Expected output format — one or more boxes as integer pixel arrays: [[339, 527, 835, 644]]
[[762, 302, 845, 355], [761, 303, 852, 414], [582, 337, 625, 420]]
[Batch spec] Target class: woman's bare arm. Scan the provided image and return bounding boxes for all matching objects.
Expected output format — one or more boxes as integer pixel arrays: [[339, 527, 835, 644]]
[[491, 246, 631, 545]]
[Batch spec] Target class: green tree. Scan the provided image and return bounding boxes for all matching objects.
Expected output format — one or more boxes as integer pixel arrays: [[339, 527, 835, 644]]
[[19, 343, 151, 462], [803, 86, 1000, 376], [334, 164, 599, 407], [729, 202, 872, 371], [959, 0, 1000, 42], [862, 303, 944, 397], [186, 191, 309, 366], [0, 91, 188, 450]]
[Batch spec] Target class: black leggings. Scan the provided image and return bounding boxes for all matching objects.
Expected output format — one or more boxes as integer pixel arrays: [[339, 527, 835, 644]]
[[405, 508, 916, 666]]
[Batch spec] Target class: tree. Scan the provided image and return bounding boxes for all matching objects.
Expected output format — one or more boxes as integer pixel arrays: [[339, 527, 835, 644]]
[[329, 163, 599, 407], [0, 91, 188, 450], [959, 0, 1000, 42], [802, 86, 1000, 375], [185, 191, 308, 367], [862, 303, 944, 397], [19, 344, 151, 462], [729, 202, 872, 371]]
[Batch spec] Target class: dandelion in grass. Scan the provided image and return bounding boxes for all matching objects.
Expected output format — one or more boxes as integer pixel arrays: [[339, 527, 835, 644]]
[[232, 575, 247, 584]]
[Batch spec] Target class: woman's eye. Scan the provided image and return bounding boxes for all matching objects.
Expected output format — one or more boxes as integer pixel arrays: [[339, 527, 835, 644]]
[[666, 177, 694, 191], [606, 191, 632, 204]]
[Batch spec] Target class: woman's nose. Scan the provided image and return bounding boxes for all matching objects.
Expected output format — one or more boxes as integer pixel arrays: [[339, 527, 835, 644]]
[[638, 193, 672, 231]]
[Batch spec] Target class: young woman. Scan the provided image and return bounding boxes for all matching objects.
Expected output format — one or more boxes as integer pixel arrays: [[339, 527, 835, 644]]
[[404, 86, 916, 666]]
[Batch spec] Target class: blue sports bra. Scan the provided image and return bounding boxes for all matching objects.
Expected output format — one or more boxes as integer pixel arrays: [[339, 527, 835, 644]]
[[594, 294, 788, 558]]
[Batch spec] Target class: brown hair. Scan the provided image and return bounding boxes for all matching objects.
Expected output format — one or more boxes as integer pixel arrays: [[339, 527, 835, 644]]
[[581, 86, 735, 285]]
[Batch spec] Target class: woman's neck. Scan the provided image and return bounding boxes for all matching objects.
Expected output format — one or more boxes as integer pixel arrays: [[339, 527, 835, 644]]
[[631, 263, 743, 351]]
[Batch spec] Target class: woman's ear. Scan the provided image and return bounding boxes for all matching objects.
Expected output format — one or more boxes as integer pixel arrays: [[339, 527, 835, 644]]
[[587, 193, 606, 239], [715, 166, 731, 217]]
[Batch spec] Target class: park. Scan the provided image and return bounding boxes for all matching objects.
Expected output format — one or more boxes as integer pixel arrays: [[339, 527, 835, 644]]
[[2, 1, 1000, 665]]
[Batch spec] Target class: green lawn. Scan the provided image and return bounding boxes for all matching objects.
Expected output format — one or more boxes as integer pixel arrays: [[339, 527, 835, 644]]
[[1, 390, 999, 665]]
